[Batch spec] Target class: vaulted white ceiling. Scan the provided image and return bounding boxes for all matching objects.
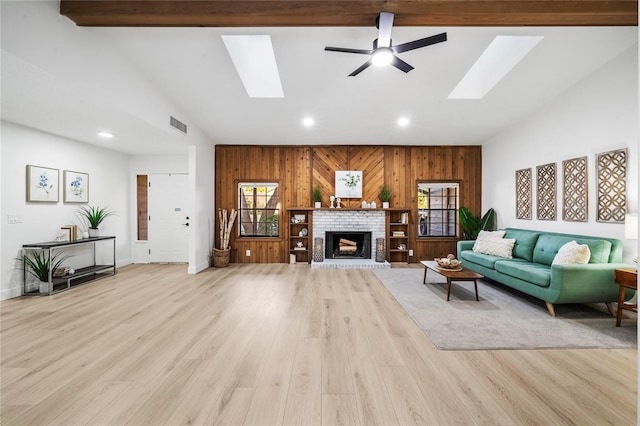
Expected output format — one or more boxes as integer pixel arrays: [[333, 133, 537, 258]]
[[1, 1, 637, 154]]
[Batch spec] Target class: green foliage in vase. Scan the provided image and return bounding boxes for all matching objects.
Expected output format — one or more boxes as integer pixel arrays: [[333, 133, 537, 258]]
[[23, 250, 70, 282], [313, 186, 322, 202], [77, 205, 116, 229], [379, 185, 392, 203]]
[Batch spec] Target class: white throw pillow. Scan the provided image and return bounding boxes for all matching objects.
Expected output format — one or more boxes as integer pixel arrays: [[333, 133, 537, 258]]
[[476, 230, 506, 240], [472, 237, 516, 258], [472, 230, 506, 252], [552, 241, 591, 265]]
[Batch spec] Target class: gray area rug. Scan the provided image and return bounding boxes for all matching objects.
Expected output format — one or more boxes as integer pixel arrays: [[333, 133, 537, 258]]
[[373, 267, 637, 350]]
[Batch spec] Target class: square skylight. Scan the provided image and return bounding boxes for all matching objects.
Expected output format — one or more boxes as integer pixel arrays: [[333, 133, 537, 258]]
[[221, 35, 284, 98], [448, 35, 543, 99]]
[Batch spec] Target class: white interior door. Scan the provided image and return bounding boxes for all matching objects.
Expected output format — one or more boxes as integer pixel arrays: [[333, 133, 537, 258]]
[[148, 173, 189, 263]]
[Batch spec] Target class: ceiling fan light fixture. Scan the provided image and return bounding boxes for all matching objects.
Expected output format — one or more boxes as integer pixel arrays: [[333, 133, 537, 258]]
[[372, 48, 394, 67]]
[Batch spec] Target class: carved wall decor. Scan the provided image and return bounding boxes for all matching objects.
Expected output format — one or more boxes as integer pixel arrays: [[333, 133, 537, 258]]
[[596, 148, 627, 223], [562, 156, 588, 222], [536, 163, 557, 221], [515, 168, 532, 220]]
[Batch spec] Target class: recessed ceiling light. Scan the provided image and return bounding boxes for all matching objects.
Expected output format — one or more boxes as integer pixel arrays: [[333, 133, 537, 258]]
[[397, 117, 410, 127], [302, 117, 314, 127], [448, 35, 543, 99], [221, 35, 284, 98], [97, 131, 114, 138]]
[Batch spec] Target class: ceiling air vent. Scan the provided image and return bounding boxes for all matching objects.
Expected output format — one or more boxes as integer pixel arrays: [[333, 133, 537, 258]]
[[170, 116, 187, 134]]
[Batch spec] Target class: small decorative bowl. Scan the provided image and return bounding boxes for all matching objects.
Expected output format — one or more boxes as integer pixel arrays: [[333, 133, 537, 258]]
[[435, 257, 462, 269]]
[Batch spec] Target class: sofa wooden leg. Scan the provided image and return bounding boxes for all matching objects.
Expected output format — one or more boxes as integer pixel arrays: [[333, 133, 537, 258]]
[[545, 302, 556, 317], [605, 302, 616, 317]]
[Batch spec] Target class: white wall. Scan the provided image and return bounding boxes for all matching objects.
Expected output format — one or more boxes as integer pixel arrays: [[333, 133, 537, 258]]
[[482, 44, 638, 263], [188, 143, 215, 274], [1, 121, 132, 300]]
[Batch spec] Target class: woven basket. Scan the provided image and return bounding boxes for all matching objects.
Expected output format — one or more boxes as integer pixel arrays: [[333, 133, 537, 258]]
[[213, 248, 230, 268]]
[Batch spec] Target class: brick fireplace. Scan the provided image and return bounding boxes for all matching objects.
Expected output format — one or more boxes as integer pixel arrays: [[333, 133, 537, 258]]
[[312, 210, 388, 269]]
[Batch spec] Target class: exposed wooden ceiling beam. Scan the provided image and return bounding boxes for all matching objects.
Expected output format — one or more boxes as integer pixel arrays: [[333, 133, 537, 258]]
[[60, 1, 638, 27]]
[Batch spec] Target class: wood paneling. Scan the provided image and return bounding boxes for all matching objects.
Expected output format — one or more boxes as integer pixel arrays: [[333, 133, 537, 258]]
[[215, 144, 481, 263], [61, 1, 638, 27]]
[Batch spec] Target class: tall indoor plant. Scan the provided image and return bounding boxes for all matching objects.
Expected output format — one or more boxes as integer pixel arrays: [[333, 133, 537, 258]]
[[77, 205, 116, 237], [459, 207, 496, 239], [214, 208, 237, 267]]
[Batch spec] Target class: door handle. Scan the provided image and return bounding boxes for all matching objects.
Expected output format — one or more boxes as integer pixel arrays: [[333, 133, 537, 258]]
[[182, 223, 189, 226]]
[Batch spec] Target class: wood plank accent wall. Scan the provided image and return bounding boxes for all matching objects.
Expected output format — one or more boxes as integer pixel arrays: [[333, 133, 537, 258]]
[[215, 145, 481, 263]]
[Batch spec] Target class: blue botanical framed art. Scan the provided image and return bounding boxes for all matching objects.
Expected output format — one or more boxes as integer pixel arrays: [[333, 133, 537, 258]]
[[63, 170, 89, 203], [26, 165, 59, 203]]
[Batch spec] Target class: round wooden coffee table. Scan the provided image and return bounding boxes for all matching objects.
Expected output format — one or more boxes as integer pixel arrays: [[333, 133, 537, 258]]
[[420, 260, 483, 301]]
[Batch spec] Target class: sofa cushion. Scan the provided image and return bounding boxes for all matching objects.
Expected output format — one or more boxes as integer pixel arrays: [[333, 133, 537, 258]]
[[504, 229, 540, 262], [494, 260, 551, 287], [460, 250, 504, 269], [472, 237, 516, 258], [533, 235, 611, 266], [552, 241, 591, 265]]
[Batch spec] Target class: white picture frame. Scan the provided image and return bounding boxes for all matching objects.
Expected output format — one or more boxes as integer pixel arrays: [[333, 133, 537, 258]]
[[63, 170, 89, 203], [335, 170, 363, 198], [26, 165, 59, 203]]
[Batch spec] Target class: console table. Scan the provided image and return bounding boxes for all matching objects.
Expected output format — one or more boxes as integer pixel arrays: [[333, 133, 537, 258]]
[[614, 267, 637, 326], [22, 236, 116, 296]]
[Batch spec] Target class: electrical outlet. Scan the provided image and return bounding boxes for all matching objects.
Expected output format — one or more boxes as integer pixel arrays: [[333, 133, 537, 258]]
[[245, 250, 251, 257], [409, 249, 414, 256]]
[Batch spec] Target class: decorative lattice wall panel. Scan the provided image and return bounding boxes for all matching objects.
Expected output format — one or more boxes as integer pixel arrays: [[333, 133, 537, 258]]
[[562, 156, 588, 222], [596, 149, 627, 223], [537, 163, 557, 221], [515, 168, 532, 220]]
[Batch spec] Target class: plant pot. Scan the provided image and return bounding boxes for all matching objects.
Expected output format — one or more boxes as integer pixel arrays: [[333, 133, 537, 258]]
[[314, 202, 321, 208], [39, 280, 50, 294], [88, 228, 99, 238], [382, 202, 390, 209], [213, 248, 230, 267]]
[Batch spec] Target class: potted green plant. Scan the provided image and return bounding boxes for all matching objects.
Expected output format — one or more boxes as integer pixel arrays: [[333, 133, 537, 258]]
[[379, 185, 392, 208], [23, 250, 70, 294], [313, 186, 322, 208], [459, 207, 496, 239], [77, 205, 116, 237]]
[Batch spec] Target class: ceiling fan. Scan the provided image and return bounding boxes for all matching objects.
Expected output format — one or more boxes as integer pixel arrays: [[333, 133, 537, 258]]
[[324, 12, 447, 76]]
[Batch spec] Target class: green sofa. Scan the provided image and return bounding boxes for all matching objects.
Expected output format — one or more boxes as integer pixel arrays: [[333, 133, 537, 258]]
[[457, 228, 635, 316]]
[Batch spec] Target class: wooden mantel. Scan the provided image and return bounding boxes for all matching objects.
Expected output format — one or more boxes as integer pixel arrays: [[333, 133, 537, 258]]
[[60, 1, 638, 27]]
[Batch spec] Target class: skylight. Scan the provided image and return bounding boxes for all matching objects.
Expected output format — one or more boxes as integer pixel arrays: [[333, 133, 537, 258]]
[[221, 35, 284, 98], [448, 35, 543, 100]]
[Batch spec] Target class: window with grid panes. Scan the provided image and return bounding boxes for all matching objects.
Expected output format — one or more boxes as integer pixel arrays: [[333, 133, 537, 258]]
[[238, 182, 280, 237], [417, 182, 459, 237]]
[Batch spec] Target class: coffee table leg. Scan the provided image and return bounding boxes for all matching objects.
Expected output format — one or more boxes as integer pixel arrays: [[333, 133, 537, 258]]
[[474, 279, 479, 301], [423, 266, 428, 284], [446, 278, 452, 301]]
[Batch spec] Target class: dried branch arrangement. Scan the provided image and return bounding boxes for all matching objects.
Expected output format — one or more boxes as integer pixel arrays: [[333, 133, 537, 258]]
[[218, 208, 237, 250]]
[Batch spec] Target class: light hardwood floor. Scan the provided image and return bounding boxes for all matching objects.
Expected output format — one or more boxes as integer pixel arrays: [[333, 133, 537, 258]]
[[1, 264, 636, 425]]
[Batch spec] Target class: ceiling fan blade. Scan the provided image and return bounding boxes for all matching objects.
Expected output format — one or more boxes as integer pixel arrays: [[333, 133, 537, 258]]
[[349, 59, 373, 76], [377, 12, 394, 48], [325, 46, 374, 55], [390, 56, 414, 73], [393, 32, 447, 54]]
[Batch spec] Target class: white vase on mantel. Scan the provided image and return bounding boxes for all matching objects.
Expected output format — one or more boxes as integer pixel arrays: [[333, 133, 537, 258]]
[[315, 202, 321, 208], [382, 202, 390, 209], [88, 228, 99, 238]]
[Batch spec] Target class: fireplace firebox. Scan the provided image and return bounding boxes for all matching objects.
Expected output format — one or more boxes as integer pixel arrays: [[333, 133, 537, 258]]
[[325, 232, 372, 259]]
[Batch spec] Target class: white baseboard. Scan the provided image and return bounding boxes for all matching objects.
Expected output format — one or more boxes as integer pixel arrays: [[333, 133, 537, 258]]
[[1, 286, 24, 301]]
